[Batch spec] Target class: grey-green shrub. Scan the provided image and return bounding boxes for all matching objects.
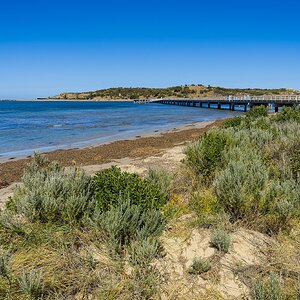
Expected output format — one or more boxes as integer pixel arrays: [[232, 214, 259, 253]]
[[188, 257, 211, 274], [210, 230, 230, 252], [250, 274, 283, 300], [214, 158, 268, 220], [127, 238, 160, 268], [12, 154, 94, 225], [18, 269, 44, 299], [0, 249, 11, 279], [95, 200, 165, 255], [145, 168, 172, 199], [262, 179, 300, 233]]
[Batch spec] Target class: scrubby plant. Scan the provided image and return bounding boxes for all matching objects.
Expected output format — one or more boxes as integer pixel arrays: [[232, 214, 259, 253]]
[[246, 105, 268, 118], [127, 237, 160, 268], [12, 153, 94, 225], [290, 143, 300, 182], [94, 200, 165, 255], [162, 193, 188, 220], [18, 269, 44, 299], [185, 130, 230, 181], [145, 168, 172, 199], [214, 159, 268, 220], [189, 189, 222, 227], [210, 230, 230, 253], [0, 249, 11, 281], [275, 106, 300, 123], [188, 257, 211, 275], [93, 166, 166, 211], [222, 116, 242, 128], [261, 180, 300, 233], [250, 273, 283, 300]]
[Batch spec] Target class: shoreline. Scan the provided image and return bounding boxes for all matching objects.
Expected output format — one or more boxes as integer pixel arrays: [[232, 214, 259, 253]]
[[0, 119, 222, 164], [0, 119, 224, 189]]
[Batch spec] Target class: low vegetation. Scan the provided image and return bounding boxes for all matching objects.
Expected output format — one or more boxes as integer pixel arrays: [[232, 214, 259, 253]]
[[49, 85, 300, 100], [1, 106, 300, 298], [188, 257, 211, 275], [210, 229, 230, 253]]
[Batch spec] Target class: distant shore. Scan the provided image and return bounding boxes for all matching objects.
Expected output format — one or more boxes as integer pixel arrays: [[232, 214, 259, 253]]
[[0, 119, 224, 188]]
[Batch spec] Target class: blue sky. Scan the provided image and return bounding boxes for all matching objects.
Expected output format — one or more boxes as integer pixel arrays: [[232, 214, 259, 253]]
[[0, 0, 300, 99]]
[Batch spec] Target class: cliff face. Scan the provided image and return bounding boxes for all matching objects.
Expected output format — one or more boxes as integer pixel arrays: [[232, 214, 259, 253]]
[[48, 85, 300, 100]]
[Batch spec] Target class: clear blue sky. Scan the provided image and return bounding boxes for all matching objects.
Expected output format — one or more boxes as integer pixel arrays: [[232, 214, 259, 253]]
[[1, 0, 300, 99]]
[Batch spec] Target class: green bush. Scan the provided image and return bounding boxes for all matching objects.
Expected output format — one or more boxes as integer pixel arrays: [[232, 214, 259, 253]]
[[12, 154, 94, 225], [94, 200, 165, 255], [93, 166, 166, 211], [189, 189, 223, 227], [246, 105, 268, 118], [275, 106, 300, 123], [222, 116, 242, 128], [188, 257, 211, 274], [185, 130, 230, 181], [210, 230, 230, 253]]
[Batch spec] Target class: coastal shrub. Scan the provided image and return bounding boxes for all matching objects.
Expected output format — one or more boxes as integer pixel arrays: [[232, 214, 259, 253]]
[[290, 143, 300, 182], [228, 127, 273, 151], [246, 105, 268, 118], [214, 159, 268, 220], [162, 193, 188, 220], [0, 249, 11, 280], [185, 130, 230, 181], [92, 166, 166, 211], [188, 257, 211, 275], [0, 211, 25, 237], [127, 238, 160, 268], [145, 168, 172, 199], [94, 200, 165, 255], [210, 230, 230, 253], [189, 189, 222, 227], [263, 180, 300, 233], [275, 106, 300, 123], [12, 154, 94, 225], [250, 274, 283, 300], [222, 116, 242, 128], [18, 269, 44, 299]]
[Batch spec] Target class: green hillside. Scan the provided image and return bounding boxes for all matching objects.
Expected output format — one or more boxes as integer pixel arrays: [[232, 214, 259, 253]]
[[47, 84, 300, 100]]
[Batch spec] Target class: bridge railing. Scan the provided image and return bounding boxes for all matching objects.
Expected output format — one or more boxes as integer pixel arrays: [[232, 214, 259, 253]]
[[226, 95, 300, 102], [136, 95, 300, 103]]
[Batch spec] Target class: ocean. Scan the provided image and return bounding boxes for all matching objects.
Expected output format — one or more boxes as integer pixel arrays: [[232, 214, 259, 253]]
[[0, 101, 242, 159]]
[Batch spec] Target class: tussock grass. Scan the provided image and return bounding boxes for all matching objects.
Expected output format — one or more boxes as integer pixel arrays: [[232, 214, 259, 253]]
[[188, 257, 211, 275], [210, 230, 230, 253]]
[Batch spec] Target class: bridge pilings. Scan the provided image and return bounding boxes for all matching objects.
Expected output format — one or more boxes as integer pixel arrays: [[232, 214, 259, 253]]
[[145, 97, 300, 113]]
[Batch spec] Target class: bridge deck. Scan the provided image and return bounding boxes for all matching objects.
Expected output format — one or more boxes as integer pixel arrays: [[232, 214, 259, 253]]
[[134, 95, 300, 112]]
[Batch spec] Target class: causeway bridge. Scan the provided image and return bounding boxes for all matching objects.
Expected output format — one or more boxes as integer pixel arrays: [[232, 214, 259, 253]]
[[134, 95, 300, 112]]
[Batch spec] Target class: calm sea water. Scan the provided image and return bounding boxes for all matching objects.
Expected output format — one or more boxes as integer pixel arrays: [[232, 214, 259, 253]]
[[0, 101, 242, 159]]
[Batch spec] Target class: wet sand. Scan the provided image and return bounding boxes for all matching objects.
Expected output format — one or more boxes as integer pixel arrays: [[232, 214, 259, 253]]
[[0, 119, 224, 188]]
